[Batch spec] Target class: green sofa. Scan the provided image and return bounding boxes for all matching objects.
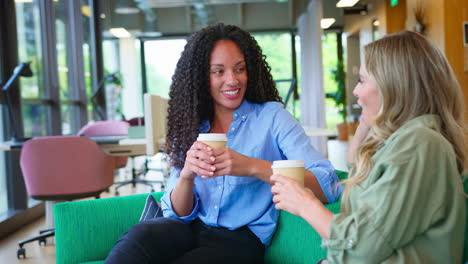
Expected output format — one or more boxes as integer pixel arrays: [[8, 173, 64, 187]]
[[54, 171, 468, 264]]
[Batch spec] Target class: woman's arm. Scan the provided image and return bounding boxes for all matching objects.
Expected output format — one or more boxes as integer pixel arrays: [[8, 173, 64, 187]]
[[170, 142, 215, 217], [271, 174, 333, 238]]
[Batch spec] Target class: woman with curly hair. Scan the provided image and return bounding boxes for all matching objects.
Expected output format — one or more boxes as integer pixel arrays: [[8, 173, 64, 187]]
[[271, 30, 467, 263], [105, 23, 341, 263]]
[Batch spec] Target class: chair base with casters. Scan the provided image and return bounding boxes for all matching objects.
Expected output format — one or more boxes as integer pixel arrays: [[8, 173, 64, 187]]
[[16, 189, 107, 259], [113, 156, 168, 195]]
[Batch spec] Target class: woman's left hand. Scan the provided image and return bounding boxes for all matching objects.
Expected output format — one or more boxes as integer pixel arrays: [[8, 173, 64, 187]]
[[271, 174, 319, 216], [208, 147, 253, 177]]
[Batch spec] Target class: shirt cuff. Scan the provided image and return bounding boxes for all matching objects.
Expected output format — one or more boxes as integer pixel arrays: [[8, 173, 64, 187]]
[[321, 214, 358, 256], [161, 190, 200, 223], [310, 164, 343, 203]]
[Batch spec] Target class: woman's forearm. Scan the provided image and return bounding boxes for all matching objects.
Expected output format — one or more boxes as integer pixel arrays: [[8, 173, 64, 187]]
[[170, 177, 195, 217], [300, 197, 333, 239], [304, 170, 328, 203]]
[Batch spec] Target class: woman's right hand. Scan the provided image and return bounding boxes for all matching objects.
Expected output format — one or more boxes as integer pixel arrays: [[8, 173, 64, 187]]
[[347, 122, 370, 164], [180, 141, 217, 180]]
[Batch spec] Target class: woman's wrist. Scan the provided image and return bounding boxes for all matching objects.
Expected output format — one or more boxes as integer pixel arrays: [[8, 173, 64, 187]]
[[300, 195, 333, 239], [248, 158, 273, 183]]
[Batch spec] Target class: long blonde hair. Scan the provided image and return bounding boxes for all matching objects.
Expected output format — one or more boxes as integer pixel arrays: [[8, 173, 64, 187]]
[[342, 31, 467, 205]]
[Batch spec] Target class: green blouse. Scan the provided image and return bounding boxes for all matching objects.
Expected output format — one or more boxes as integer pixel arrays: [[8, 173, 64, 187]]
[[322, 115, 466, 263]]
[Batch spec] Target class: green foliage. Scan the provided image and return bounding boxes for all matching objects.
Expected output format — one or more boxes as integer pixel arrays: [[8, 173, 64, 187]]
[[330, 60, 347, 123]]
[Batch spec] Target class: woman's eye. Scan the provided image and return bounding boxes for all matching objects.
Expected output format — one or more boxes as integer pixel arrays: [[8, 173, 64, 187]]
[[236, 67, 245, 73], [357, 78, 362, 84], [211, 69, 223, 74]]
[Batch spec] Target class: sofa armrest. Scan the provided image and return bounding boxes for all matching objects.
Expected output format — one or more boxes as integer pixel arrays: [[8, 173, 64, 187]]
[[54, 192, 164, 264], [265, 200, 341, 263]]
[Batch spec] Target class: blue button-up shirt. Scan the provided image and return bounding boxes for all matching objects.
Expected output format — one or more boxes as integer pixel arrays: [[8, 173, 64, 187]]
[[161, 100, 342, 245]]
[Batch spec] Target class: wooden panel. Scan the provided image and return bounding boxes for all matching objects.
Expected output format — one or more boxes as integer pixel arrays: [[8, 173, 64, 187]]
[[385, 0, 406, 34], [444, 0, 468, 121]]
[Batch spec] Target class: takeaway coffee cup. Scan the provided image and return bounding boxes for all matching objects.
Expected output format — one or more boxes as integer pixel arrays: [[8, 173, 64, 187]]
[[197, 133, 228, 149], [271, 160, 305, 186]]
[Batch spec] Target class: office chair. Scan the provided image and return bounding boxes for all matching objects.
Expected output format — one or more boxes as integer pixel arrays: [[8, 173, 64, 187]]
[[77, 120, 130, 169], [17, 136, 116, 259], [114, 115, 169, 195]]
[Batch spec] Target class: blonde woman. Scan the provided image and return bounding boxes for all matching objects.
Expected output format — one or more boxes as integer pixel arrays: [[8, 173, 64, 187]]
[[271, 30, 466, 263]]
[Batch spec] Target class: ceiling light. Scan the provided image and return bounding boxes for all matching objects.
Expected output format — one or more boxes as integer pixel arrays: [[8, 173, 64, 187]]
[[321, 18, 336, 29], [81, 5, 91, 17], [373, 20, 380, 26], [336, 0, 360, 8], [110, 28, 132, 38], [115, 0, 140, 14]]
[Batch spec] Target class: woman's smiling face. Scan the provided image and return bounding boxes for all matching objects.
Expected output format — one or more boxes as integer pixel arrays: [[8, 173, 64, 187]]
[[353, 65, 381, 126], [209, 40, 248, 113]]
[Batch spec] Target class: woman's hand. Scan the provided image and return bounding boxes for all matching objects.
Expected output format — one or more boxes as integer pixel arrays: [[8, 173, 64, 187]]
[[347, 122, 370, 165], [271, 174, 319, 217], [208, 147, 254, 177], [180, 141, 216, 180], [271, 173, 333, 239]]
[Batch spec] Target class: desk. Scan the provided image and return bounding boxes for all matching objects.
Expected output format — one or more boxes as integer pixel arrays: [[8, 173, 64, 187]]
[[302, 126, 336, 137], [0, 136, 148, 157]]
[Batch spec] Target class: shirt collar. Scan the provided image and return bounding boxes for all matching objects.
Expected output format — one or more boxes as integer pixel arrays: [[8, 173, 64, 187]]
[[199, 100, 254, 132]]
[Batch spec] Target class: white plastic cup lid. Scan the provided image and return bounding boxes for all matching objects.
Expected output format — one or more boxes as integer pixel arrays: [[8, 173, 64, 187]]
[[197, 133, 228, 142], [271, 160, 305, 168]]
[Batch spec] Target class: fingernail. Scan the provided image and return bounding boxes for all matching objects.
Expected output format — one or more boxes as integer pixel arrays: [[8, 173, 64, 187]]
[[210, 172, 214, 175], [210, 157, 215, 162], [211, 166, 216, 171], [207, 147, 212, 151], [201, 176, 207, 178]]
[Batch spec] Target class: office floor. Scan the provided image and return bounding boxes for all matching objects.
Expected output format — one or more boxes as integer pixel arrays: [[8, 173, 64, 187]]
[[0, 140, 348, 263]]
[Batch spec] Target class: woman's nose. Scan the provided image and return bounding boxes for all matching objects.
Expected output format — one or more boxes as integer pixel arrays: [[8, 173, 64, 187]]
[[226, 71, 239, 86], [352, 86, 359, 98]]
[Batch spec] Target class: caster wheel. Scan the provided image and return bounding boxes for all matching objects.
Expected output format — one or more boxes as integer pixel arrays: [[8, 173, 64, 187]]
[[17, 247, 26, 259], [115, 191, 120, 196], [150, 189, 155, 193], [39, 238, 47, 245]]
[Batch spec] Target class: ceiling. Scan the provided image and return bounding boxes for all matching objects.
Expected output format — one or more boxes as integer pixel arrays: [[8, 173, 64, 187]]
[[99, 0, 366, 37]]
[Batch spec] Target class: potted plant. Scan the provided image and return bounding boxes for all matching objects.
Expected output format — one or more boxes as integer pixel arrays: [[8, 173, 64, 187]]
[[330, 60, 348, 141]]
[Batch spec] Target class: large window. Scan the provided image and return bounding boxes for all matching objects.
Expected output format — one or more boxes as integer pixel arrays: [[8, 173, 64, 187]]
[[16, 0, 47, 138], [252, 32, 298, 118], [322, 32, 341, 131], [143, 38, 186, 99]]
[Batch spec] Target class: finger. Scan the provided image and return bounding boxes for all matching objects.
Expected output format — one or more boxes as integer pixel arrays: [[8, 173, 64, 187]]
[[274, 203, 283, 210], [211, 147, 228, 156], [188, 165, 214, 177], [192, 141, 213, 152], [186, 156, 216, 173], [272, 194, 281, 204], [187, 149, 215, 164], [270, 174, 291, 184], [271, 184, 281, 194], [213, 168, 231, 176]]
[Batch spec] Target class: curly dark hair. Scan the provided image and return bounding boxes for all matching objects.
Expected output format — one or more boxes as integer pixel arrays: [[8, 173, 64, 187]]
[[166, 23, 283, 168]]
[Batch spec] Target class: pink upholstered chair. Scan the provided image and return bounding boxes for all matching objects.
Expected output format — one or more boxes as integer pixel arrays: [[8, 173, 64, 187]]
[[17, 136, 115, 259], [77, 120, 130, 169]]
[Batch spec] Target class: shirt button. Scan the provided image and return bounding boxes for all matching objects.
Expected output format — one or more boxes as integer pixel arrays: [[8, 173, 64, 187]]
[[242, 115, 246, 119], [231, 127, 235, 131], [214, 205, 218, 209], [233, 113, 238, 118], [218, 186, 222, 190], [346, 239, 355, 249]]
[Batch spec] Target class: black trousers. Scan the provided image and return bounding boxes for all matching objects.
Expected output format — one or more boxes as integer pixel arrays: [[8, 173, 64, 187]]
[[104, 217, 265, 264]]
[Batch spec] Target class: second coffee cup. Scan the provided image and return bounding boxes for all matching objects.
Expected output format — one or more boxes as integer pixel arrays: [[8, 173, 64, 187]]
[[197, 133, 228, 149], [271, 160, 305, 186]]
